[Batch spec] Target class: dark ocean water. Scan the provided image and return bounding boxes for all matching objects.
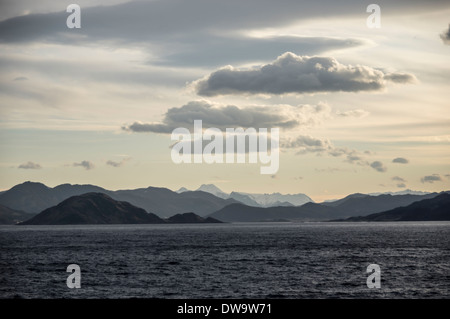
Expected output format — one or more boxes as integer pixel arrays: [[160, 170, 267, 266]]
[[0, 222, 449, 299]]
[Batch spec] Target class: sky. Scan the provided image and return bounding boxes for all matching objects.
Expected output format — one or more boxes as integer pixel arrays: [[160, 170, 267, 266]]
[[0, 0, 449, 202]]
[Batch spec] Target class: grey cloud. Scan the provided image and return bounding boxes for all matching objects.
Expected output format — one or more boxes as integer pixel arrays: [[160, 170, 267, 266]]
[[18, 161, 42, 169], [0, 1, 442, 70], [124, 122, 174, 134], [73, 160, 94, 170], [440, 24, 450, 45], [392, 176, 406, 182], [106, 158, 131, 167], [282, 135, 331, 149], [0, 0, 447, 73], [336, 109, 369, 118], [384, 73, 417, 84], [194, 52, 416, 96], [0, 0, 130, 21], [283, 135, 372, 167], [122, 100, 327, 133], [392, 157, 409, 164], [281, 135, 332, 155], [370, 161, 387, 172], [0, 2, 368, 71], [281, 133, 389, 173], [397, 183, 406, 188], [282, 135, 359, 162], [1, 1, 448, 44], [315, 167, 351, 173], [328, 147, 351, 157], [0, 2, 371, 69], [13, 76, 28, 81], [420, 174, 442, 183], [345, 153, 370, 166], [346, 154, 363, 162]]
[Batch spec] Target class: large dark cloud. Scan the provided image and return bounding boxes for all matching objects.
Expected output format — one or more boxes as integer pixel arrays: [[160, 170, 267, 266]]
[[440, 24, 450, 45], [194, 52, 416, 96], [0, 0, 445, 42], [0, 9, 368, 68], [2, 1, 448, 43], [0, 1, 447, 68], [122, 100, 330, 133]]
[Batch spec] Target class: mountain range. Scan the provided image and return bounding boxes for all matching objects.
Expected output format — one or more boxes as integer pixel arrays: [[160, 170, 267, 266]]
[[20, 193, 222, 225], [0, 181, 238, 218], [339, 193, 450, 221], [177, 184, 313, 207], [208, 192, 447, 222], [0, 181, 448, 224]]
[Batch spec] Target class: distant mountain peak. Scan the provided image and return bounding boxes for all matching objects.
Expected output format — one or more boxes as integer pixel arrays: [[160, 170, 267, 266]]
[[195, 184, 229, 199], [197, 184, 226, 193], [12, 181, 49, 190], [176, 187, 189, 193], [368, 189, 431, 196], [235, 191, 313, 206]]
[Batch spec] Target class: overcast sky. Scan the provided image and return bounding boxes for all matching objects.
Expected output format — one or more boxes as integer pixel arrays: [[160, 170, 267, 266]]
[[0, 0, 449, 201]]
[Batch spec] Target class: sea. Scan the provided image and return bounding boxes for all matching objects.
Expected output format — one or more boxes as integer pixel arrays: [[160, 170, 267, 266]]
[[0, 222, 449, 299]]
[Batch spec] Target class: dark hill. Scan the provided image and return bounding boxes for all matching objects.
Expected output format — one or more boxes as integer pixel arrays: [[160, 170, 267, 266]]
[[341, 193, 450, 221], [209, 202, 336, 222], [322, 193, 440, 216], [0, 205, 35, 225], [20, 193, 164, 225], [0, 181, 108, 214], [167, 212, 222, 224]]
